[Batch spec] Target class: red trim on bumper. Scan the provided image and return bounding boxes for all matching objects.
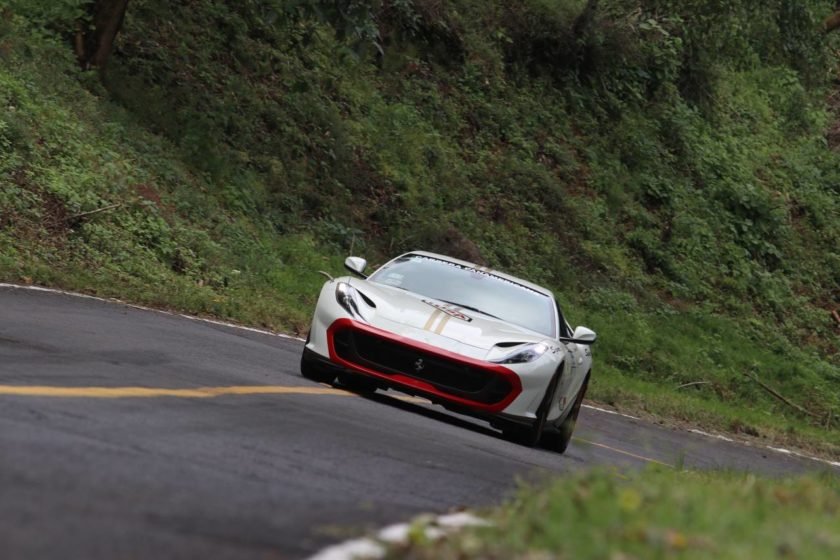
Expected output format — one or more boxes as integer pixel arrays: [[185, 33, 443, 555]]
[[326, 318, 521, 413]]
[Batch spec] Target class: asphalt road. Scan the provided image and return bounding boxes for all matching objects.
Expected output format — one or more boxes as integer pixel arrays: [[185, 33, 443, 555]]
[[1, 286, 835, 559]]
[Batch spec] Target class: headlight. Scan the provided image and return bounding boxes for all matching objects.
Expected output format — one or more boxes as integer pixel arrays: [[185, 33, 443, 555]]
[[335, 282, 363, 320], [490, 342, 549, 364]]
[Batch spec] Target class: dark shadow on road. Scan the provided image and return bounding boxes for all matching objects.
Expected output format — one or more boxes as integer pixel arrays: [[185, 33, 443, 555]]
[[341, 385, 507, 441]]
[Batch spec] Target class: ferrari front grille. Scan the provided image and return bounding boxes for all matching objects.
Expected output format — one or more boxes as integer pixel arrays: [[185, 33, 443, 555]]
[[332, 327, 513, 405]]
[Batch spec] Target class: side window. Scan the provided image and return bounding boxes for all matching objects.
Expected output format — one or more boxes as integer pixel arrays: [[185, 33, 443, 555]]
[[555, 301, 572, 338]]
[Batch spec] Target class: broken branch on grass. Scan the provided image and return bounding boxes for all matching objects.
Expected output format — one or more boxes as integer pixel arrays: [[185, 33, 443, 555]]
[[68, 203, 121, 222], [742, 371, 821, 419], [676, 381, 711, 390]]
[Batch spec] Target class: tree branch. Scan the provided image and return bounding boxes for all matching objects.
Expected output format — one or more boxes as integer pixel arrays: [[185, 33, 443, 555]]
[[68, 203, 121, 222], [676, 381, 710, 390], [741, 371, 821, 419]]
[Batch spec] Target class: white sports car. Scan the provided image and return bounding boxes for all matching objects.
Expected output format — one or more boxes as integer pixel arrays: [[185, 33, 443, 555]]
[[301, 251, 596, 453]]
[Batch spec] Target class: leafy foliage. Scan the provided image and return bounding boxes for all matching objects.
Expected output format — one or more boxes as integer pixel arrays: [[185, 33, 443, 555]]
[[2, 0, 91, 34]]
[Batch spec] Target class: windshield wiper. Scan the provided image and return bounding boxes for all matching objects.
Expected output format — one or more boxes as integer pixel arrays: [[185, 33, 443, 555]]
[[437, 300, 501, 320]]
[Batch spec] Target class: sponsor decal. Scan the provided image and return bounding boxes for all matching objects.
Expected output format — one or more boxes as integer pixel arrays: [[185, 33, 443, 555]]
[[421, 299, 473, 323]]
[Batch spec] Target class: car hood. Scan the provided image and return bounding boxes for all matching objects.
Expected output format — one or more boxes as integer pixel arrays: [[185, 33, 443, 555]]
[[346, 278, 549, 355]]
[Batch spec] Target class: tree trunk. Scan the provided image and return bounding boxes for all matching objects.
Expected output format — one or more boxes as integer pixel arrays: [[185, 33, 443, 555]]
[[824, 11, 840, 33], [572, 0, 599, 40], [572, 0, 599, 74], [76, 0, 130, 70]]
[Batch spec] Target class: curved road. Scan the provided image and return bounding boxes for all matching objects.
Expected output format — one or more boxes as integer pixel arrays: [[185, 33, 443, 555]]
[[1, 286, 835, 559]]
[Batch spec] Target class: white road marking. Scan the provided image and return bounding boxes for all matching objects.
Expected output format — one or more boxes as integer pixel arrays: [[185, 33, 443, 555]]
[[0, 283, 305, 341], [583, 404, 840, 471], [689, 428, 736, 443], [686, 429, 840, 470], [766, 446, 840, 469], [582, 403, 640, 420]]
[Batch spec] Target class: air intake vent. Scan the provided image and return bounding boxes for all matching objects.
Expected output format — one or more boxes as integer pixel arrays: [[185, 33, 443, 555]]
[[357, 290, 376, 308]]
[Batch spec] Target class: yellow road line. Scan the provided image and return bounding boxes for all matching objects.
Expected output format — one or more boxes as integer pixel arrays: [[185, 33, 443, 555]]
[[575, 437, 673, 467], [0, 385, 354, 399], [0, 385, 666, 465], [0, 384, 435, 404]]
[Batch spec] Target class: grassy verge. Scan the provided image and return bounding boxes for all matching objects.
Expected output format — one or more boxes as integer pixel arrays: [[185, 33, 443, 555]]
[[589, 369, 840, 456], [389, 468, 840, 559], [566, 292, 840, 458]]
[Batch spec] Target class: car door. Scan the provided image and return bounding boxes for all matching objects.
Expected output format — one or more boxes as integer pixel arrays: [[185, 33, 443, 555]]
[[554, 309, 587, 419], [546, 307, 581, 422]]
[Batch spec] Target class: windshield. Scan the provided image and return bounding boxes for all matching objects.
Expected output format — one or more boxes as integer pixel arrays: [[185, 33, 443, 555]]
[[368, 255, 556, 337]]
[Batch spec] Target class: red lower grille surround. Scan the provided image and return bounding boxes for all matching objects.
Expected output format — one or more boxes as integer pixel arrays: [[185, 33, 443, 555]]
[[326, 318, 522, 413]]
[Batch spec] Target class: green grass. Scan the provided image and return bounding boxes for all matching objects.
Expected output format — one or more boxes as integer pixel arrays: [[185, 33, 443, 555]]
[[0, 17, 346, 332], [389, 468, 840, 559], [577, 298, 840, 455]]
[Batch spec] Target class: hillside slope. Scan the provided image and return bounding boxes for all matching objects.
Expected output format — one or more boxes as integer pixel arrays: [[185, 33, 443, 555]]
[[1, 0, 838, 452]]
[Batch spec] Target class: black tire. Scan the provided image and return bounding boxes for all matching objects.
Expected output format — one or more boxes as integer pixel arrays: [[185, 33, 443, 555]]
[[503, 367, 563, 447], [300, 334, 336, 384], [543, 375, 589, 454]]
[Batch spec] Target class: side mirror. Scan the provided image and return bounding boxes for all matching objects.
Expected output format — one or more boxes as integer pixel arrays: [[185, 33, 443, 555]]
[[344, 256, 368, 278], [572, 326, 597, 344]]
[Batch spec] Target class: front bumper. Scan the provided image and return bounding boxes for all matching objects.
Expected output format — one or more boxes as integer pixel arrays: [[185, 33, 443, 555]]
[[324, 318, 522, 414]]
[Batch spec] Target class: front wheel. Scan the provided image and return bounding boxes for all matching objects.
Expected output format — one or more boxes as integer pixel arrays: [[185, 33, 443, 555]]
[[503, 368, 563, 447], [542, 375, 589, 454]]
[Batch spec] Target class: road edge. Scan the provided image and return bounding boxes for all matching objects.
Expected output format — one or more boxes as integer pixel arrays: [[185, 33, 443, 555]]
[[2, 281, 838, 473]]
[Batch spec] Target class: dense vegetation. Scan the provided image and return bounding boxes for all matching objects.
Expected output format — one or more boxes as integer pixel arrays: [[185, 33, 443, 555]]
[[1, 1, 838, 451], [386, 467, 840, 559]]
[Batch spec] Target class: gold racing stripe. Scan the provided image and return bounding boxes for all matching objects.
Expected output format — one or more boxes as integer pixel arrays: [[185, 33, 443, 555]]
[[423, 309, 443, 331], [433, 306, 462, 335], [434, 314, 452, 334]]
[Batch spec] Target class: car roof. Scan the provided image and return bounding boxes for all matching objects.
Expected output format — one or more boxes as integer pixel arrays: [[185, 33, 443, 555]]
[[403, 251, 555, 298]]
